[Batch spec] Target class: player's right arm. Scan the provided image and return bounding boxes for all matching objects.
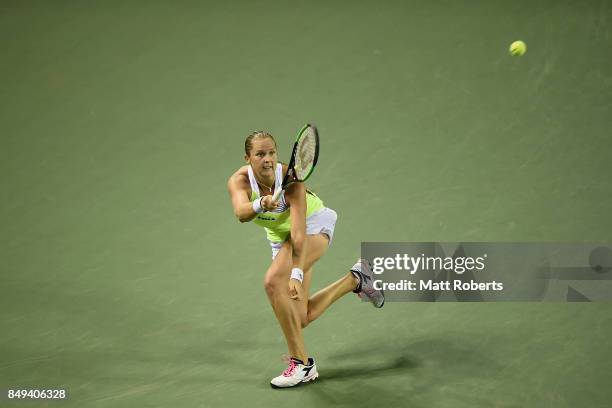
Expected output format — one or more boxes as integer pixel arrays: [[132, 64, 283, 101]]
[[227, 168, 258, 223], [227, 167, 278, 222]]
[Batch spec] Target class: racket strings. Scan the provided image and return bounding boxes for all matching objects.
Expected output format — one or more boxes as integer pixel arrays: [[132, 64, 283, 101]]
[[294, 129, 317, 180]]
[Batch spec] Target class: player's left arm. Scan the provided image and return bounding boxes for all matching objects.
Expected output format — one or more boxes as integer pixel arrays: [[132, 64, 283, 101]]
[[285, 181, 307, 300]]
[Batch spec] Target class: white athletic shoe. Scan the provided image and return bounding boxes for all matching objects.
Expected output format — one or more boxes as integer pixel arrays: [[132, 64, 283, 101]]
[[351, 259, 385, 308], [270, 357, 318, 388]]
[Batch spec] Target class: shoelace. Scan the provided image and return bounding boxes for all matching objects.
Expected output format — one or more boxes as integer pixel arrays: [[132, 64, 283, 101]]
[[282, 359, 297, 377]]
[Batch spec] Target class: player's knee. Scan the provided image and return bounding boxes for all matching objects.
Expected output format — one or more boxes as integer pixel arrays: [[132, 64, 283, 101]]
[[263, 276, 280, 297]]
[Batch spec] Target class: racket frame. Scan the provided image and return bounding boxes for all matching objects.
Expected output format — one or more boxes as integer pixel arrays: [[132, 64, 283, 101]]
[[271, 124, 319, 201]]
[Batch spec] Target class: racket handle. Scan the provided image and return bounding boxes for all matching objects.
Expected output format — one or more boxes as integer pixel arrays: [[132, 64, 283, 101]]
[[272, 188, 283, 202]]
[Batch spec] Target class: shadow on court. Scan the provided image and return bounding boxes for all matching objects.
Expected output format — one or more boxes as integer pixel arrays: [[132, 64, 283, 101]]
[[287, 337, 507, 408], [316, 354, 419, 382]]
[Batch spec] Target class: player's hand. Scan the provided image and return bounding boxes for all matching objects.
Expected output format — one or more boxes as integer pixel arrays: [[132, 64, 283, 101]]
[[261, 195, 279, 211], [288, 279, 303, 301]]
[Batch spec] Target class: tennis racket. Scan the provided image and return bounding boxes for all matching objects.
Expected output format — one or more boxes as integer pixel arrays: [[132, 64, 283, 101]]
[[271, 124, 320, 201]]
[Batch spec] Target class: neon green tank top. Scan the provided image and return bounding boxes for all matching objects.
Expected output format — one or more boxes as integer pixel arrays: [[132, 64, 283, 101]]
[[248, 164, 324, 242]]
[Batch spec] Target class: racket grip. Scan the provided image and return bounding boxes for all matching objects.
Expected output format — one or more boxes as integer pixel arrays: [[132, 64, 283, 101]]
[[272, 188, 283, 202]]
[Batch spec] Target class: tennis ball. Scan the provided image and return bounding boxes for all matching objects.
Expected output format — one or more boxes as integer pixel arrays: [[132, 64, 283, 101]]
[[509, 40, 527, 56]]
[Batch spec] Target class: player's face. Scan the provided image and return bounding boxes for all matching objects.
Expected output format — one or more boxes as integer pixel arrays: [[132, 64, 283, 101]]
[[246, 138, 277, 177]]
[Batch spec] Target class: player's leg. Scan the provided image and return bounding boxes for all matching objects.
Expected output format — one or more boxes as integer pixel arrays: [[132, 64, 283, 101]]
[[290, 262, 313, 329], [263, 234, 329, 359], [305, 272, 359, 326], [269, 235, 326, 388], [298, 236, 384, 327], [265, 240, 319, 388], [286, 233, 321, 328], [287, 234, 359, 328], [263, 241, 308, 363]]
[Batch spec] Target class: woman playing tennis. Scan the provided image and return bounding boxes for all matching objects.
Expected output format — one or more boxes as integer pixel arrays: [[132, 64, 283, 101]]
[[227, 128, 384, 388]]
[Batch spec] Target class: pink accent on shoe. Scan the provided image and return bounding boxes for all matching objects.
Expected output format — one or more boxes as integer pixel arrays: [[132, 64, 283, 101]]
[[282, 360, 297, 377]]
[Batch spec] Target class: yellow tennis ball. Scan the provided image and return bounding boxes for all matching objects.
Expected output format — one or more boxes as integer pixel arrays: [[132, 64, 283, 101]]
[[509, 40, 527, 56]]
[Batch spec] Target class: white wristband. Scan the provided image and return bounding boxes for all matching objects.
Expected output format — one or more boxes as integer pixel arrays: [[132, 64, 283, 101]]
[[252, 197, 264, 214], [290, 268, 304, 283]]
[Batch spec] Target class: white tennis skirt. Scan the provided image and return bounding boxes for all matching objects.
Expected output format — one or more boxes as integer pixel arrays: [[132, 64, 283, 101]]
[[269, 207, 338, 260]]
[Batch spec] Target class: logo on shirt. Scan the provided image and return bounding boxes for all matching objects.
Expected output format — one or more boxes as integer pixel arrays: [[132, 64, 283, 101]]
[[257, 216, 277, 221]]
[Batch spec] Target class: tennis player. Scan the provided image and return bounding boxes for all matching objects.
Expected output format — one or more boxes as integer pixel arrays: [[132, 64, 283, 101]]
[[227, 130, 384, 388]]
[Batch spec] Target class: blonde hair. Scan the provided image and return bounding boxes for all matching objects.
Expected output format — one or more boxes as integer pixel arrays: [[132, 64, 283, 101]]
[[244, 131, 277, 156]]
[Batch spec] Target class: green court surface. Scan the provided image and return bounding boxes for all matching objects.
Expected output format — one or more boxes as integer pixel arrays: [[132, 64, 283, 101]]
[[1, 1, 611, 407]]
